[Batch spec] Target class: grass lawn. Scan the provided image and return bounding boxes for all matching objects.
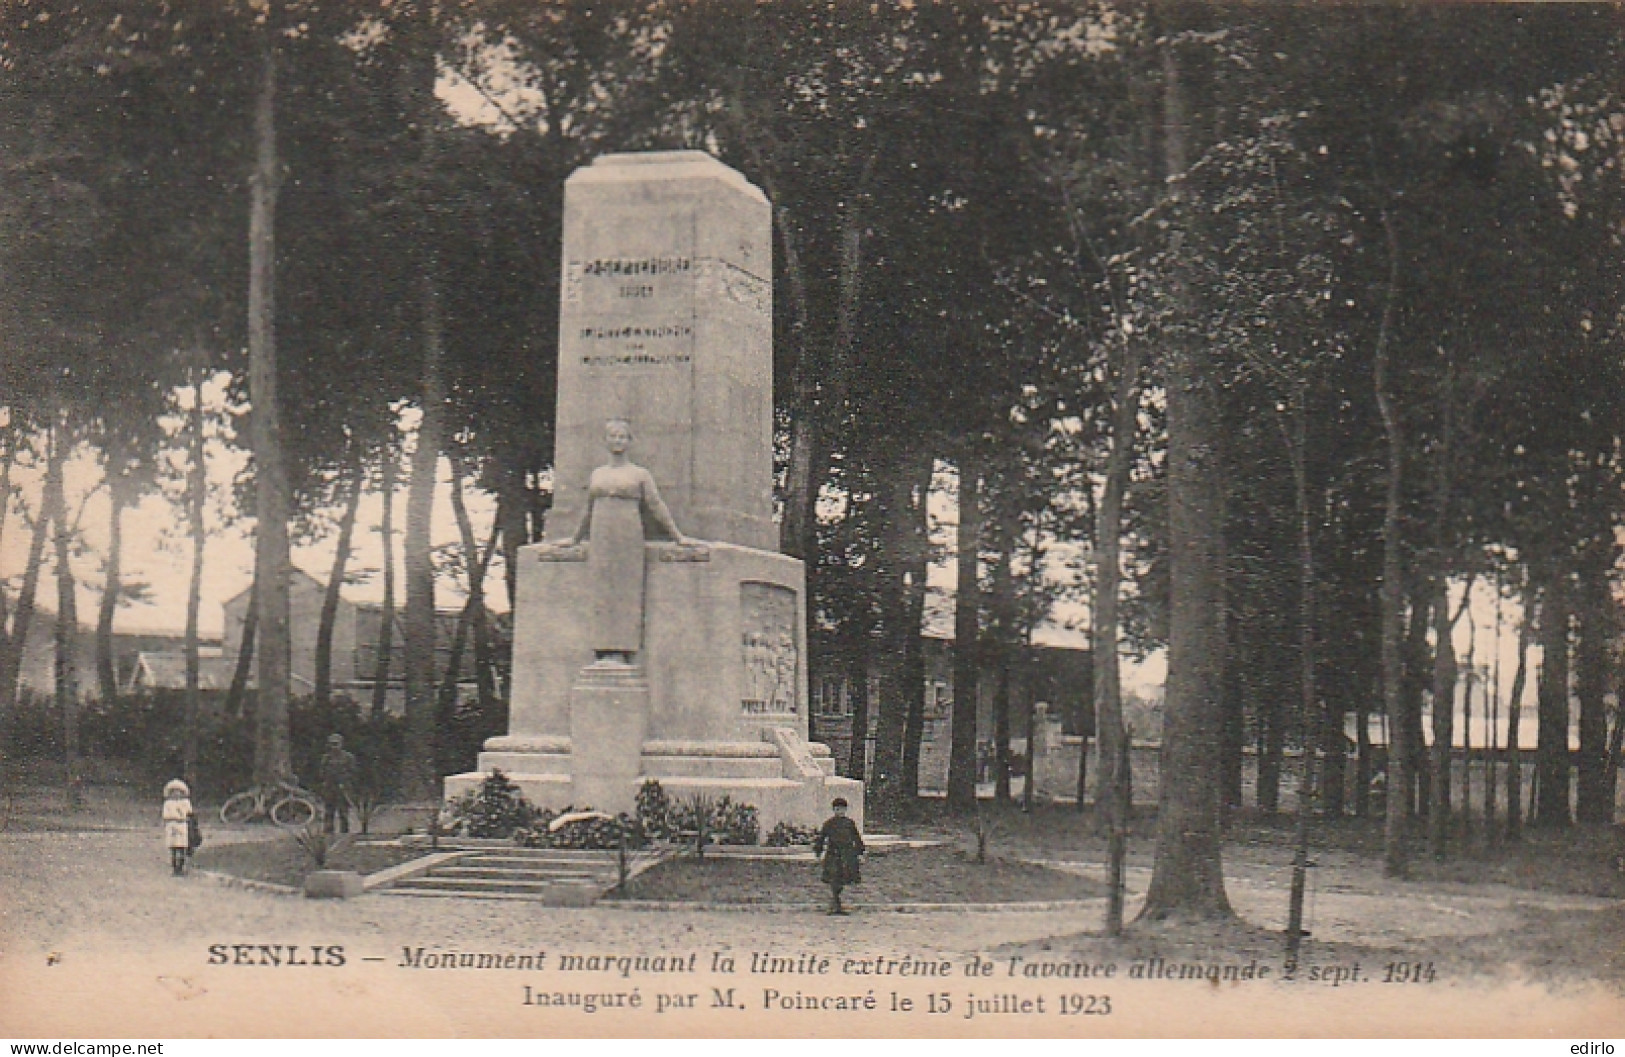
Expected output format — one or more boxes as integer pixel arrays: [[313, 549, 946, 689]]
[[192, 836, 426, 888], [616, 845, 1103, 905]]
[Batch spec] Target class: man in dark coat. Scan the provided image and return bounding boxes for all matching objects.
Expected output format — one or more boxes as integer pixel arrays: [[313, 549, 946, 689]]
[[813, 797, 864, 915], [317, 733, 357, 834]]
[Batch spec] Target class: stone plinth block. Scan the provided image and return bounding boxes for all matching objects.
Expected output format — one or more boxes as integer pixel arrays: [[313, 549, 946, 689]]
[[504, 541, 808, 745], [304, 870, 364, 899], [569, 664, 650, 814]]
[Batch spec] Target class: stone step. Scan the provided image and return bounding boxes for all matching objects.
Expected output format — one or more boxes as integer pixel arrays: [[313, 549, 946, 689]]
[[472, 852, 626, 867], [434, 865, 610, 882], [415, 841, 625, 861], [380, 886, 591, 903], [369, 844, 676, 903], [406, 876, 567, 895]]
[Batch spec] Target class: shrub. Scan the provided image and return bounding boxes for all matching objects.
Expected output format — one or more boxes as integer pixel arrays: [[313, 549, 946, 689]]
[[7, 689, 410, 806], [765, 821, 817, 847], [352, 779, 391, 836], [676, 793, 716, 858], [289, 822, 353, 870], [712, 796, 760, 846], [633, 781, 760, 848], [634, 780, 673, 839], [442, 770, 537, 838]]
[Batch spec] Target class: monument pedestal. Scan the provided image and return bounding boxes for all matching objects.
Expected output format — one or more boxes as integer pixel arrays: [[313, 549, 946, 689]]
[[567, 663, 649, 814], [443, 540, 862, 827]]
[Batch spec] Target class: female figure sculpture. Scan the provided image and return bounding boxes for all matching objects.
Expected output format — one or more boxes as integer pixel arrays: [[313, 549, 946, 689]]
[[570, 418, 690, 664]]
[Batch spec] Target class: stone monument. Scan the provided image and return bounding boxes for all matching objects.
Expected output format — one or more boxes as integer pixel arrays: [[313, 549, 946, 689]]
[[444, 151, 862, 827]]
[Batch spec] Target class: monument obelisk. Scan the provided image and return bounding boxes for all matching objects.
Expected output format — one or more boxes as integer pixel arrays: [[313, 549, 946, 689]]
[[445, 151, 861, 827]]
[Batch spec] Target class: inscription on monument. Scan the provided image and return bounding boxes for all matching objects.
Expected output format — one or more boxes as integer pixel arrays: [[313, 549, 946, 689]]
[[565, 256, 693, 306], [741, 582, 798, 716]]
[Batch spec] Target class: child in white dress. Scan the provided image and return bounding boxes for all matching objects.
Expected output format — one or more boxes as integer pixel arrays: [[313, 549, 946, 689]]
[[162, 779, 193, 876]]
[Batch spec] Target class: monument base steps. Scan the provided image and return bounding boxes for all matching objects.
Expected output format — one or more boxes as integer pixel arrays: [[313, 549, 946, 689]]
[[446, 726, 862, 828], [379, 847, 677, 904]]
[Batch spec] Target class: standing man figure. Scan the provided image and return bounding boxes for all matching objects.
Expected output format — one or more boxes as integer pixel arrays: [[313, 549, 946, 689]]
[[318, 733, 357, 834], [813, 797, 864, 915]]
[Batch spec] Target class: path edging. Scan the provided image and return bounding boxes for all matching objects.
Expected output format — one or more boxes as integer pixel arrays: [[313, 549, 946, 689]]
[[192, 868, 302, 897]]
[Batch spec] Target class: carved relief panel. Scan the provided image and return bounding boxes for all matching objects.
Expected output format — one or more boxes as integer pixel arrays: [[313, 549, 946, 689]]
[[740, 582, 798, 716]]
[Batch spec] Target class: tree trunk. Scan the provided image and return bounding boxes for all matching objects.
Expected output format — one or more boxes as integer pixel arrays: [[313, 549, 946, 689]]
[[1092, 333, 1144, 821], [1485, 590, 1503, 842], [871, 448, 933, 808], [1505, 581, 1533, 841], [1426, 365, 1458, 857], [1459, 594, 1478, 840], [1372, 202, 1408, 875], [993, 656, 1013, 804], [1427, 575, 1457, 857], [1575, 548, 1613, 824], [0, 425, 12, 564], [0, 446, 53, 710], [988, 503, 1018, 805], [1141, 42, 1231, 920], [314, 455, 364, 712], [845, 629, 871, 781], [371, 450, 397, 718], [0, 427, 14, 787], [1221, 613, 1245, 814], [493, 461, 529, 613], [433, 521, 498, 773], [248, 30, 292, 787], [1021, 671, 1036, 812], [1284, 398, 1317, 966], [947, 447, 983, 812], [870, 567, 909, 807], [1257, 669, 1283, 813], [45, 423, 81, 806], [95, 449, 128, 703], [1534, 568, 1572, 828], [1401, 588, 1433, 818], [759, 179, 814, 562], [401, 272, 446, 801], [778, 154, 874, 563], [447, 450, 500, 738], [898, 452, 935, 804], [1355, 695, 1372, 818], [183, 363, 208, 787], [225, 579, 257, 721], [1602, 679, 1623, 828]]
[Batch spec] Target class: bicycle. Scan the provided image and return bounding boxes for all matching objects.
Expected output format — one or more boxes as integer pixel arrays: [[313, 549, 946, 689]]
[[219, 779, 320, 827]]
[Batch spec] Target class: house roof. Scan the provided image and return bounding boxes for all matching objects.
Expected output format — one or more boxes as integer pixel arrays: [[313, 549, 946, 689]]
[[223, 568, 487, 620], [125, 651, 231, 692]]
